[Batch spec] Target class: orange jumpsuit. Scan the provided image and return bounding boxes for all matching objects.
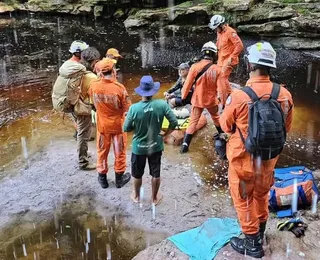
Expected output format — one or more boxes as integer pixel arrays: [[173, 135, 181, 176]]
[[219, 76, 294, 234], [182, 59, 226, 135], [216, 25, 243, 105], [89, 78, 131, 175]]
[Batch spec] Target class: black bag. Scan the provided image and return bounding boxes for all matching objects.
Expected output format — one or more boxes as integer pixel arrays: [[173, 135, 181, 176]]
[[238, 83, 287, 160]]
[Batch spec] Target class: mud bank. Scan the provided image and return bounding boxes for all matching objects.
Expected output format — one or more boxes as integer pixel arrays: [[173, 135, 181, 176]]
[[0, 137, 232, 259]]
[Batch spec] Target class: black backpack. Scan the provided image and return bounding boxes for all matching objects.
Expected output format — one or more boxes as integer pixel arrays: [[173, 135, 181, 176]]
[[238, 83, 287, 160]]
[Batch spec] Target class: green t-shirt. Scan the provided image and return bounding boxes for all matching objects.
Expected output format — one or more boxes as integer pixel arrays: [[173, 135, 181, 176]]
[[123, 99, 178, 155]]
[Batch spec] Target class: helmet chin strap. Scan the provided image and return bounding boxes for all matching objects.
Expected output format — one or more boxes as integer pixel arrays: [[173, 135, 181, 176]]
[[246, 60, 258, 74]]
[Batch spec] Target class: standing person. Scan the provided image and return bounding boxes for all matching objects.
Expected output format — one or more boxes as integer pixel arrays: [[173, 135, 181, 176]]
[[74, 47, 101, 170], [69, 40, 89, 62], [106, 48, 122, 63], [164, 62, 191, 108], [68, 40, 89, 138], [208, 15, 244, 105], [123, 75, 178, 205], [89, 58, 131, 189], [219, 42, 294, 258], [180, 41, 226, 153], [106, 48, 123, 82]]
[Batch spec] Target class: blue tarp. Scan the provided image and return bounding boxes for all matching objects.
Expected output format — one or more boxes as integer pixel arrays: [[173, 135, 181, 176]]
[[168, 218, 241, 260]]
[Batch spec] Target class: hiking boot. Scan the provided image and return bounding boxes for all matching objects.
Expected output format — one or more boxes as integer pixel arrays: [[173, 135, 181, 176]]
[[259, 222, 267, 244], [80, 163, 96, 171], [230, 232, 264, 258], [180, 134, 192, 153], [98, 173, 109, 189], [115, 172, 131, 188]]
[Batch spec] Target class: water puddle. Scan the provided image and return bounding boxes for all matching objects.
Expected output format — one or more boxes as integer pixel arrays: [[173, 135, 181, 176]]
[[0, 208, 167, 260]]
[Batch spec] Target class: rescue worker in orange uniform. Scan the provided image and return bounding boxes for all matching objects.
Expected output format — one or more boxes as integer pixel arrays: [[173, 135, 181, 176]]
[[89, 58, 131, 189], [209, 15, 244, 105], [219, 42, 294, 258], [180, 41, 226, 153], [106, 48, 122, 63], [106, 48, 123, 82]]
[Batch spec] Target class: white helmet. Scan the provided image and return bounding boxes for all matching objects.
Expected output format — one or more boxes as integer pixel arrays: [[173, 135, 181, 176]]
[[201, 41, 218, 53], [208, 15, 225, 30], [69, 40, 89, 54], [246, 41, 277, 69]]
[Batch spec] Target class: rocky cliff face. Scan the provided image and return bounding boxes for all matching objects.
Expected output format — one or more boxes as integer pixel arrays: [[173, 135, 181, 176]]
[[0, 0, 320, 49], [123, 0, 320, 49]]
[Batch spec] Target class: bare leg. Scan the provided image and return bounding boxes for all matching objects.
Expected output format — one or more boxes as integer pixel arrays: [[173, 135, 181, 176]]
[[130, 177, 142, 203], [151, 177, 163, 205]]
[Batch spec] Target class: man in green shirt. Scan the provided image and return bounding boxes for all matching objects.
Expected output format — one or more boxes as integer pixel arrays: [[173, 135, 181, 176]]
[[124, 75, 178, 205]]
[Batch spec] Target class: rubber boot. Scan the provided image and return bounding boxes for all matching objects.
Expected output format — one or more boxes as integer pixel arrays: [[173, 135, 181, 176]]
[[180, 134, 192, 153], [98, 173, 109, 189], [230, 232, 264, 258], [115, 172, 131, 188], [259, 222, 267, 244]]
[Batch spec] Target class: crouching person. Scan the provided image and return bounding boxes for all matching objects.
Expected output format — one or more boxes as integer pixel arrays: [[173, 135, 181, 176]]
[[124, 75, 178, 205], [89, 58, 131, 189]]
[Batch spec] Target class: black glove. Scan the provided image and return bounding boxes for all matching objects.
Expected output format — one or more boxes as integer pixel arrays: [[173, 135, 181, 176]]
[[277, 218, 308, 238]]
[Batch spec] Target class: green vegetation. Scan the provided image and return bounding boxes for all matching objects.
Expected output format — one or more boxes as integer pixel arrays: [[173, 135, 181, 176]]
[[296, 7, 311, 16], [176, 1, 193, 8], [279, 0, 300, 3], [2, 0, 18, 4]]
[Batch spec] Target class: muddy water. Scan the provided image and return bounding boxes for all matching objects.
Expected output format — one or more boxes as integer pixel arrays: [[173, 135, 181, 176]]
[[1, 14, 320, 173], [0, 204, 167, 260]]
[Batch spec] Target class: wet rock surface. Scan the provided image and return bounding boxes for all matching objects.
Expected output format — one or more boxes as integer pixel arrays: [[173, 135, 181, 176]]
[[133, 172, 320, 260], [0, 138, 227, 258]]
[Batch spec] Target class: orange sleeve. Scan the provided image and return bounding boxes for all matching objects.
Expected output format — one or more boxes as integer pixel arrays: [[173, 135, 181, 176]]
[[219, 94, 237, 133], [121, 87, 131, 114], [217, 71, 232, 106], [181, 65, 196, 100], [285, 93, 294, 132], [228, 31, 244, 61], [286, 104, 294, 132]]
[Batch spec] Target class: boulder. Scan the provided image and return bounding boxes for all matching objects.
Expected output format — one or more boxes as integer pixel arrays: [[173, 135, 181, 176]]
[[94, 5, 103, 17], [238, 20, 292, 36], [124, 18, 150, 30], [113, 8, 125, 19], [291, 16, 320, 34], [223, 0, 256, 11], [271, 37, 320, 50], [0, 3, 15, 14], [231, 5, 297, 25]]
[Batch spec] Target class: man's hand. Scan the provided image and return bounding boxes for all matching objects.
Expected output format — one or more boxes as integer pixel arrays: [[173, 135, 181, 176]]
[[222, 58, 233, 73]]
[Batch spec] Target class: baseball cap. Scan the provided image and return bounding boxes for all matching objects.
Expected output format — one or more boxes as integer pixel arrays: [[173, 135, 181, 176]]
[[94, 58, 115, 73], [106, 48, 122, 58], [175, 62, 190, 70]]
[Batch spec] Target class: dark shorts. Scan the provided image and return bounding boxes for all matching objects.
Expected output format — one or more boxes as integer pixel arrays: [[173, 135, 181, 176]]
[[131, 151, 162, 179], [175, 92, 192, 107]]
